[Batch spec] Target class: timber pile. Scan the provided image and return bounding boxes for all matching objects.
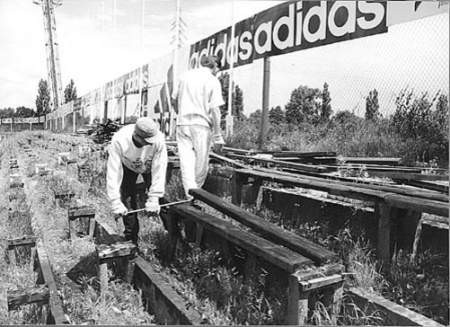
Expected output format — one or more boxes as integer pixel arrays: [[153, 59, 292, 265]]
[[88, 119, 122, 144], [218, 148, 449, 192]]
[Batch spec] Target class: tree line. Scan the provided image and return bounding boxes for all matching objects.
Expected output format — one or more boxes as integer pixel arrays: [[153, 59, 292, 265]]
[[1, 79, 77, 118]]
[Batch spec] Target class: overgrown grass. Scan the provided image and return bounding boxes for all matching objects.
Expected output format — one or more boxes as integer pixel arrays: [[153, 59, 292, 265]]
[[61, 279, 154, 325], [228, 94, 449, 167], [385, 250, 449, 325]]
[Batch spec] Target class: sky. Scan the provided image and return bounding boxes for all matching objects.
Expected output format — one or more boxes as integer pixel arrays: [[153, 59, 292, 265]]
[[0, 0, 448, 117], [0, 0, 278, 110]]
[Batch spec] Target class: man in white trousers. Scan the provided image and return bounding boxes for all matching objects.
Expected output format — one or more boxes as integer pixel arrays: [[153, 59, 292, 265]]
[[172, 55, 225, 199]]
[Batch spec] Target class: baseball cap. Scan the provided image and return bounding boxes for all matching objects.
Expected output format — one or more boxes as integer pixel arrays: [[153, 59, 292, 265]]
[[134, 117, 160, 144]]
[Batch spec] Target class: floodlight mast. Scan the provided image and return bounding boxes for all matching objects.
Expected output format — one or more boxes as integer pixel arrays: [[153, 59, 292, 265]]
[[33, 0, 63, 113]]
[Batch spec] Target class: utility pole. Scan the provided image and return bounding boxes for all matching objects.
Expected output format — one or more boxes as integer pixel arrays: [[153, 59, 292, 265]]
[[33, 0, 63, 113], [225, 0, 235, 139], [171, 0, 187, 79], [258, 57, 271, 150], [138, 0, 145, 117], [170, 0, 187, 137]]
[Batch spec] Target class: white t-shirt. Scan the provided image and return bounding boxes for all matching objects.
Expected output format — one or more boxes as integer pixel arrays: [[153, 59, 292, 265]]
[[106, 124, 168, 205], [174, 67, 225, 127]]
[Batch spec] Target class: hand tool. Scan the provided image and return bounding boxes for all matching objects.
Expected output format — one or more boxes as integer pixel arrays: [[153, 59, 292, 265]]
[[125, 199, 192, 215]]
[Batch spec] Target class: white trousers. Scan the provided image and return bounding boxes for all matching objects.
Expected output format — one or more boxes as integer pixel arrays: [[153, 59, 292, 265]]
[[176, 125, 211, 198]]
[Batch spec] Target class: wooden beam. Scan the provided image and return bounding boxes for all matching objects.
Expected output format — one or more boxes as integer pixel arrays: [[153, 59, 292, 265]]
[[67, 206, 95, 220], [96, 242, 137, 260], [230, 154, 328, 174], [273, 151, 337, 159], [172, 204, 313, 273], [7, 235, 36, 250], [347, 287, 443, 326], [54, 192, 75, 200], [210, 152, 249, 169], [299, 274, 344, 292], [7, 285, 50, 310], [134, 256, 204, 324], [234, 169, 448, 216], [35, 242, 69, 324], [189, 189, 338, 265], [255, 166, 448, 202], [400, 180, 448, 194]]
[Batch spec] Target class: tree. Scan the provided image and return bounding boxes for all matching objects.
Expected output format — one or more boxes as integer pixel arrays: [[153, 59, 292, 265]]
[[320, 82, 332, 122], [269, 106, 284, 125], [36, 79, 51, 115], [218, 72, 244, 122], [64, 79, 77, 103], [15, 106, 35, 117], [0, 108, 15, 118], [365, 89, 380, 121], [285, 85, 321, 125]]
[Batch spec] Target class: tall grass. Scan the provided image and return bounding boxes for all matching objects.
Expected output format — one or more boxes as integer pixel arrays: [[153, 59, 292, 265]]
[[229, 94, 448, 167]]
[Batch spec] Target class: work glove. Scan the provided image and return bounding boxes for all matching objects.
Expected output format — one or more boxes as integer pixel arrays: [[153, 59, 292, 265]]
[[112, 200, 128, 216], [145, 197, 160, 215], [212, 133, 225, 153]]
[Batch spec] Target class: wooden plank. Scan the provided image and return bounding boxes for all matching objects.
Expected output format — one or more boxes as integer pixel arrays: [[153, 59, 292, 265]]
[[400, 180, 449, 194], [230, 154, 328, 173], [134, 256, 204, 325], [299, 274, 344, 292], [35, 242, 69, 324], [272, 151, 337, 158], [96, 242, 137, 260], [10, 181, 24, 189], [173, 204, 313, 273], [7, 235, 36, 250], [54, 192, 75, 200], [209, 152, 249, 169], [68, 206, 95, 220], [235, 169, 448, 217], [7, 285, 49, 310], [369, 171, 448, 181], [348, 287, 443, 326], [258, 166, 448, 203], [189, 188, 338, 265]]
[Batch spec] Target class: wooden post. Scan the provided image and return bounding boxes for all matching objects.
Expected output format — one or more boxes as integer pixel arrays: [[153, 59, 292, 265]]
[[411, 217, 424, 263], [8, 249, 16, 265], [286, 274, 309, 325], [195, 223, 204, 247], [99, 261, 108, 295], [322, 281, 345, 325], [376, 202, 392, 271], [231, 172, 246, 206], [258, 57, 270, 150], [125, 258, 135, 284], [72, 110, 76, 133], [244, 253, 257, 281]]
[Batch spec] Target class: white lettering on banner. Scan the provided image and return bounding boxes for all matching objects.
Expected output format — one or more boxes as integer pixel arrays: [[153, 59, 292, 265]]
[[328, 2, 357, 37], [358, 2, 386, 30], [302, 2, 326, 43], [273, 4, 294, 50], [190, 1, 388, 70], [255, 22, 272, 55], [239, 31, 253, 61]]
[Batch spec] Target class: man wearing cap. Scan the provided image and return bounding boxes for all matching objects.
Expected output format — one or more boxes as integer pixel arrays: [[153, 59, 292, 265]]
[[172, 54, 225, 198], [107, 117, 168, 245]]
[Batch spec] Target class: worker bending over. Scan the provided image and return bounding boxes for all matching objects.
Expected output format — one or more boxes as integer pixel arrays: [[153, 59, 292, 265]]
[[172, 55, 225, 199], [107, 117, 168, 245]]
